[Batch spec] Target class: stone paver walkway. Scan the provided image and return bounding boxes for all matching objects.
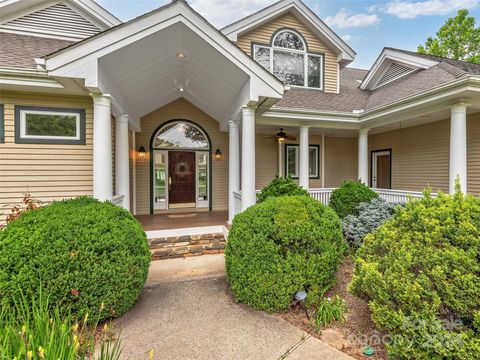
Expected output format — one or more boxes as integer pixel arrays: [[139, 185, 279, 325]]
[[114, 255, 353, 360]]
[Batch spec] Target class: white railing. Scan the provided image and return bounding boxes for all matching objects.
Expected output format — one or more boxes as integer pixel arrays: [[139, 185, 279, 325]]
[[308, 188, 336, 205], [112, 194, 125, 207], [372, 188, 435, 203], [233, 190, 242, 215]]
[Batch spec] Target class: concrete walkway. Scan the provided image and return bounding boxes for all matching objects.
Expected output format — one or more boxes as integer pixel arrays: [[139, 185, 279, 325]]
[[114, 255, 353, 360]]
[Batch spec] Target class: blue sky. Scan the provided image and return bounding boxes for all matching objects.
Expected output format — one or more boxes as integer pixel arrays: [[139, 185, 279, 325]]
[[96, 0, 480, 69]]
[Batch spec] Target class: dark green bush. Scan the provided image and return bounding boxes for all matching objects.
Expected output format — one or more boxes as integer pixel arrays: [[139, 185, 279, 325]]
[[256, 175, 309, 203], [350, 188, 480, 359], [329, 180, 378, 218], [0, 197, 151, 323], [225, 196, 346, 312]]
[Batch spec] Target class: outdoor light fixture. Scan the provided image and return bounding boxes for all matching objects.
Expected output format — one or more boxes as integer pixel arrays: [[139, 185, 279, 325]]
[[137, 146, 146, 160], [214, 148, 222, 161], [294, 290, 310, 320], [276, 128, 287, 143], [176, 50, 187, 59], [179, 87, 184, 92]]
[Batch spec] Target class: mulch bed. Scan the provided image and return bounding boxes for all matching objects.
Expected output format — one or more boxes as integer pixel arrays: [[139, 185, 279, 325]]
[[279, 257, 388, 360]]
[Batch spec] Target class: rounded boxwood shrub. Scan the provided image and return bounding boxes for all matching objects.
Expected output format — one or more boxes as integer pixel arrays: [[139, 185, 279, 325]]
[[350, 189, 480, 359], [0, 197, 151, 322], [329, 180, 378, 218], [256, 175, 309, 203], [225, 195, 347, 312], [342, 198, 397, 249]]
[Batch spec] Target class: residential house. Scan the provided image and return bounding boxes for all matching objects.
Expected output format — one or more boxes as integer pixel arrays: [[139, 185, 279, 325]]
[[1, 0, 479, 224]]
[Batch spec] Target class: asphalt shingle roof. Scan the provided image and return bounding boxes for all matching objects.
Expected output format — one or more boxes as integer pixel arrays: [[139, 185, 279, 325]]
[[0, 32, 73, 70]]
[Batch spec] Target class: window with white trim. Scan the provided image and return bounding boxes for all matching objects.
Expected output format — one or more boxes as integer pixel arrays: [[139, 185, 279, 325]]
[[253, 29, 324, 89], [15, 106, 85, 144], [285, 144, 319, 178]]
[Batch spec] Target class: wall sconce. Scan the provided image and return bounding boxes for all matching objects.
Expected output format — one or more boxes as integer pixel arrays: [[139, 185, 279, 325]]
[[214, 148, 222, 161], [137, 146, 146, 160]]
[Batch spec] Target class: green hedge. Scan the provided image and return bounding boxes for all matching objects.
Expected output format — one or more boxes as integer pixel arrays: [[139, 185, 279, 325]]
[[0, 197, 151, 323], [257, 175, 309, 203], [329, 180, 378, 218], [225, 196, 346, 312], [350, 189, 480, 359]]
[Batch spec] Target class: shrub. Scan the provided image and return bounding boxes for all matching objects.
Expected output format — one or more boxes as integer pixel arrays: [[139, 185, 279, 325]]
[[257, 175, 309, 203], [342, 198, 397, 249], [350, 188, 480, 359], [329, 180, 378, 219], [225, 195, 346, 312], [0, 197, 151, 323], [0, 291, 122, 359]]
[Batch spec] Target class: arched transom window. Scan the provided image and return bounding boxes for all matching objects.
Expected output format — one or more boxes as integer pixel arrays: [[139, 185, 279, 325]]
[[253, 29, 323, 89], [153, 121, 209, 150]]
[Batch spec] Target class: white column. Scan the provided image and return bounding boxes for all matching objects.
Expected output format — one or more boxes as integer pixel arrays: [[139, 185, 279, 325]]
[[358, 128, 369, 185], [449, 103, 468, 194], [228, 119, 240, 223], [299, 125, 309, 190], [115, 114, 130, 210], [92, 94, 113, 201], [241, 105, 256, 211]]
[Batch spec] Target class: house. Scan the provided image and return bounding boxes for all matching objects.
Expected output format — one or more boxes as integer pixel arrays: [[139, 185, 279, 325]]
[[1, 0, 479, 225]]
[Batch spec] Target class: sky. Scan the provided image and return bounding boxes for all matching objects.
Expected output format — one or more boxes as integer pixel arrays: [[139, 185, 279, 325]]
[[96, 0, 480, 69]]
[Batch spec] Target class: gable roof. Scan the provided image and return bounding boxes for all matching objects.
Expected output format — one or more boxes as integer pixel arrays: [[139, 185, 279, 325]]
[[0, 0, 121, 40], [221, 0, 355, 66]]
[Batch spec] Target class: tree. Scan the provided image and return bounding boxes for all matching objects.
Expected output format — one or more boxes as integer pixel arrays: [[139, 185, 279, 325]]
[[417, 9, 480, 64]]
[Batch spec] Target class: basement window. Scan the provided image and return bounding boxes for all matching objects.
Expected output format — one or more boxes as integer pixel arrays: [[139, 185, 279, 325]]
[[15, 106, 85, 144]]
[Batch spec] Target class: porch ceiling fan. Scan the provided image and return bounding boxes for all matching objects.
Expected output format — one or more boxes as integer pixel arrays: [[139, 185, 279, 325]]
[[263, 128, 297, 143]]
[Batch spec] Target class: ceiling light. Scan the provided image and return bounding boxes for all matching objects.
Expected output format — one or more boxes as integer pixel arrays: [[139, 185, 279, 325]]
[[179, 87, 184, 92], [176, 51, 187, 59]]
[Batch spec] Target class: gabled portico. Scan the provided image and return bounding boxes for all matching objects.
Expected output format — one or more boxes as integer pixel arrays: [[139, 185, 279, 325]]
[[42, 0, 284, 219]]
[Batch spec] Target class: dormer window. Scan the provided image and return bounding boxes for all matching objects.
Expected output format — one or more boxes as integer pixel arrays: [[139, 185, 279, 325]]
[[253, 29, 323, 90]]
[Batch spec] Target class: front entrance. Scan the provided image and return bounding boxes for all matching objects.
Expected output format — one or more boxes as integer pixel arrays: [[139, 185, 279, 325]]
[[168, 151, 196, 208], [371, 149, 391, 189], [150, 120, 211, 213]]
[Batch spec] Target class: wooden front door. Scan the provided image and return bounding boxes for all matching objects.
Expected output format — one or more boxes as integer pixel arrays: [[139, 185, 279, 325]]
[[168, 151, 196, 205], [372, 150, 391, 189]]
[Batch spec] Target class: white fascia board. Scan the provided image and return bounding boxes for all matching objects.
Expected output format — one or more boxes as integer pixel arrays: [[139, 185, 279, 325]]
[[221, 0, 355, 62], [45, 1, 284, 100], [360, 48, 439, 90], [0, 68, 64, 88], [72, 0, 121, 28]]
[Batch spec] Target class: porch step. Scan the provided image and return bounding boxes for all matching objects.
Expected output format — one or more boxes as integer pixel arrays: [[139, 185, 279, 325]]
[[148, 233, 226, 260]]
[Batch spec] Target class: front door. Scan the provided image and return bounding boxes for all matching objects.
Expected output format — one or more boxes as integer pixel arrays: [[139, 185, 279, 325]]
[[372, 150, 391, 189], [168, 151, 196, 208]]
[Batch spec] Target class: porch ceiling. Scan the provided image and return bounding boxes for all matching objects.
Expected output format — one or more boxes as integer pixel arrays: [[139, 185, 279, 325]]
[[99, 22, 250, 124]]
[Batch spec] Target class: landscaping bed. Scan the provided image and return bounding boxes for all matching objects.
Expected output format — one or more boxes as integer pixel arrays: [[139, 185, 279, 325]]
[[280, 257, 388, 360]]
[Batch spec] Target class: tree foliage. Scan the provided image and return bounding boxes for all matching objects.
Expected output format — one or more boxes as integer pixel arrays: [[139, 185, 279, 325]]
[[417, 9, 480, 64]]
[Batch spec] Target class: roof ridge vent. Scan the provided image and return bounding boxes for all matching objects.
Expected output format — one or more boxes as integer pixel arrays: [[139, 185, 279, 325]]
[[374, 62, 416, 89]]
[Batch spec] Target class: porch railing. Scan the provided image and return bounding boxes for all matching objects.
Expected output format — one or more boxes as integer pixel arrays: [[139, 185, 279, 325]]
[[233, 187, 434, 216], [112, 194, 125, 207]]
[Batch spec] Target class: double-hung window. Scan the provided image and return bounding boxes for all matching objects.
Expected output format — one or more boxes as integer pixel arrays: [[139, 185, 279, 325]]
[[285, 144, 320, 179], [15, 106, 85, 144], [253, 29, 324, 90]]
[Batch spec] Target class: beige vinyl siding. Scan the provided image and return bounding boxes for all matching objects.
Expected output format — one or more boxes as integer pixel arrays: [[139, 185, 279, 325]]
[[467, 113, 480, 196], [135, 98, 229, 215], [369, 119, 450, 193], [255, 137, 278, 189], [236, 12, 338, 93], [324, 136, 358, 187], [0, 92, 93, 222]]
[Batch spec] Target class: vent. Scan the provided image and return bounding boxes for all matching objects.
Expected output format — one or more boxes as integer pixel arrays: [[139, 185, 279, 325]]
[[3, 3, 101, 39], [375, 62, 415, 88]]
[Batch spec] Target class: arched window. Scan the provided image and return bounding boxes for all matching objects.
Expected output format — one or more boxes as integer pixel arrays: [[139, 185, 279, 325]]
[[253, 29, 323, 89], [153, 121, 210, 150]]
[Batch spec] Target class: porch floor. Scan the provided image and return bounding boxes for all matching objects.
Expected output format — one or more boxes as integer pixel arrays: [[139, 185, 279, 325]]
[[135, 211, 228, 231]]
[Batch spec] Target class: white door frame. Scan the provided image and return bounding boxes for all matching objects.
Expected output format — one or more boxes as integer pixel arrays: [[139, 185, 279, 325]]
[[371, 149, 391, 188]]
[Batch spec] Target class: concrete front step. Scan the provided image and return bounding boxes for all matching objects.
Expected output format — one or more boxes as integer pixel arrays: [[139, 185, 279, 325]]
[[149, 233, 226, 260]]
